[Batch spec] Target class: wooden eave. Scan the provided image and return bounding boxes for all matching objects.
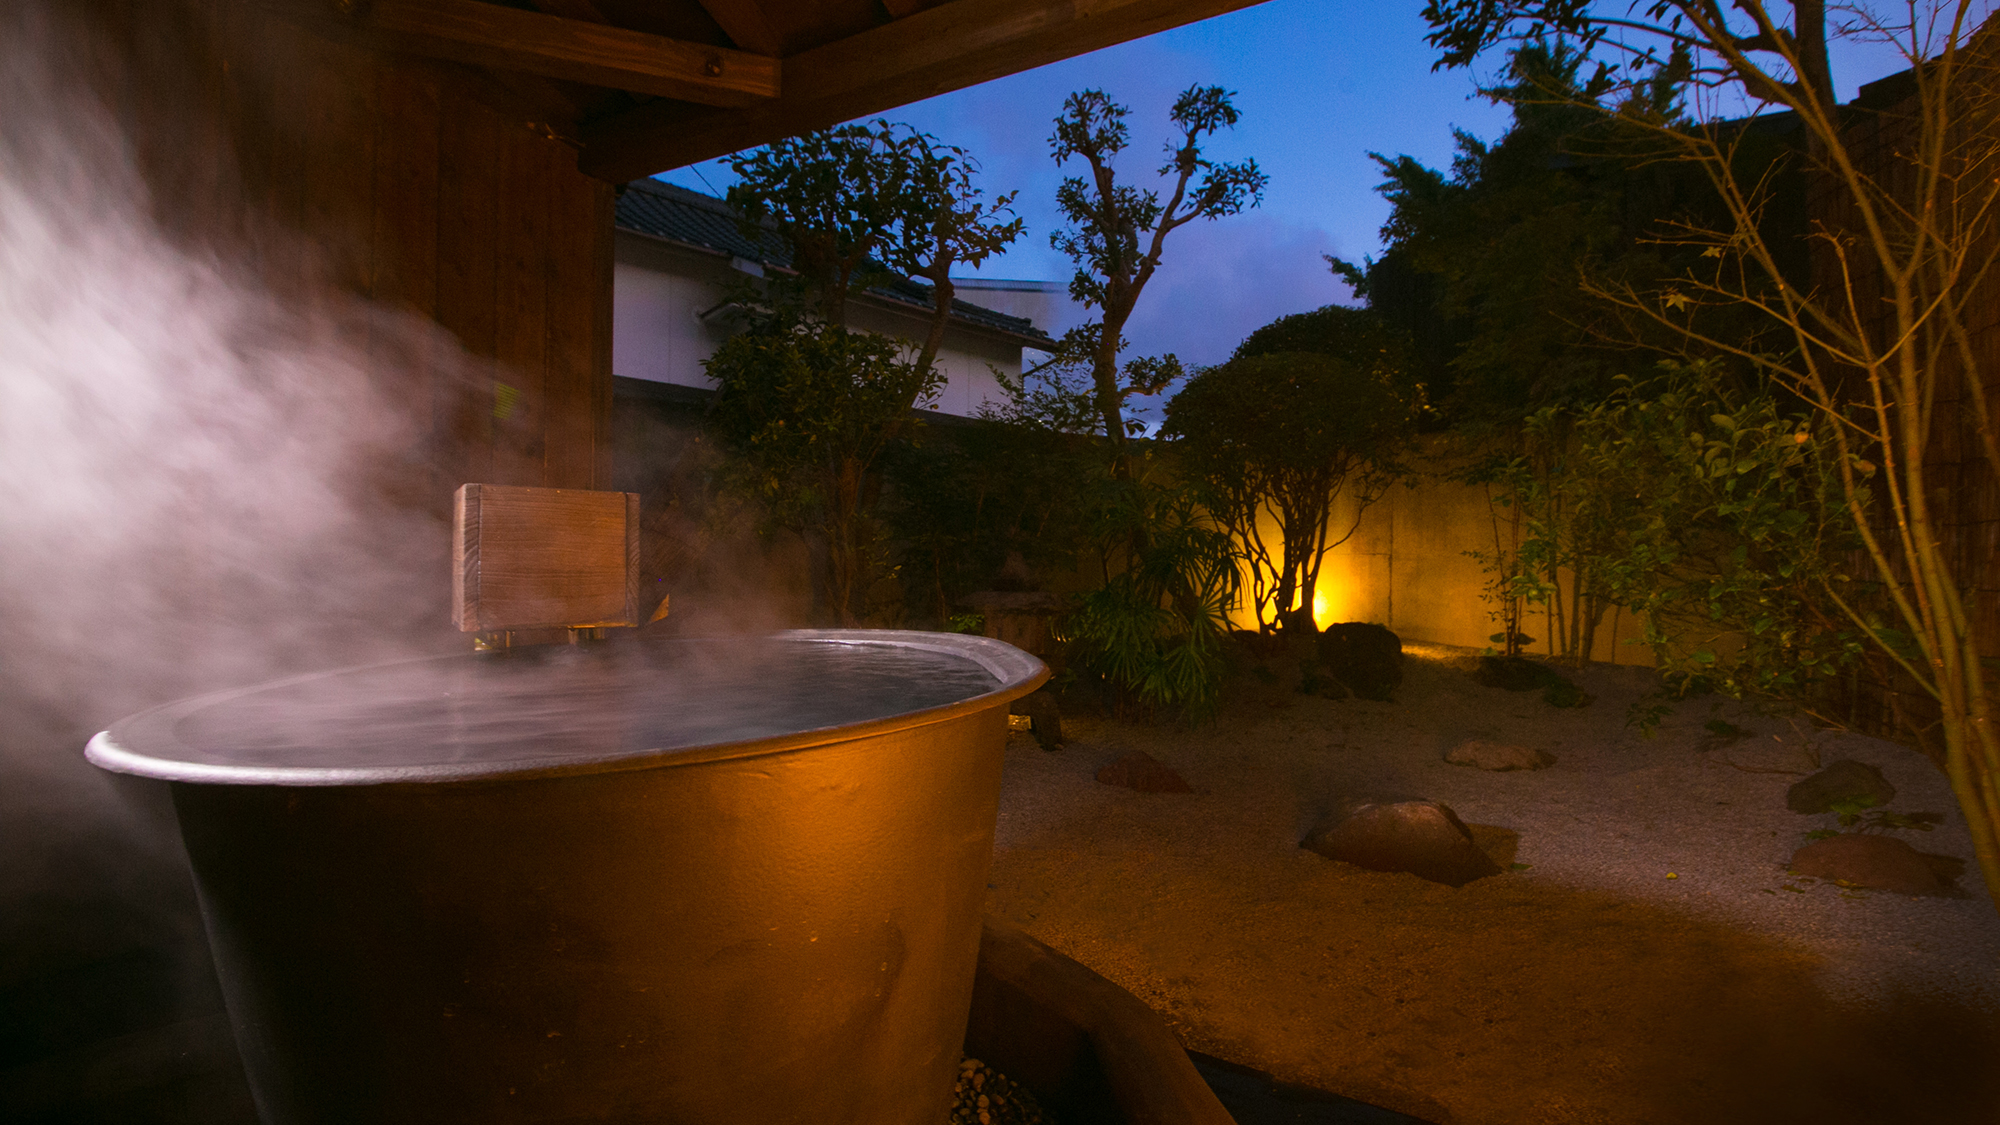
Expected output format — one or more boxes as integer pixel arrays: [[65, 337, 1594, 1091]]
[[279, 0, 1271, 180]]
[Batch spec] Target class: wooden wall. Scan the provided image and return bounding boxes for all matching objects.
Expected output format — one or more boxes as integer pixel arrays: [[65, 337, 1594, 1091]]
[[1810, 51, 2000, 752], [90, 0, 616, 512]]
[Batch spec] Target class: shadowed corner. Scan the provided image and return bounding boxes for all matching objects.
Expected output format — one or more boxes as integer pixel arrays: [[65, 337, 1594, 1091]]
[[0, 716, 257, 1125]]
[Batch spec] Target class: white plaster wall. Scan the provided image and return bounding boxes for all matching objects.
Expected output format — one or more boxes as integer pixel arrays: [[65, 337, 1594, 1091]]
[[613, 231, 1031, 416], [951, 278, 1090, 340], [843, 301, 1017, 417], [611, 234, 736, 390]]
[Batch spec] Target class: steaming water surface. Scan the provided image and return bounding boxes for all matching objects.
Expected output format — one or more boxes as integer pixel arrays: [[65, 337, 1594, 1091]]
[[96, 636, 1006, 782]]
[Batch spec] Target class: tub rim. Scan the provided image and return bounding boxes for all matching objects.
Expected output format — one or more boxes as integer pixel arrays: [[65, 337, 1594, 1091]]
[[85, 629, 1048, 788]]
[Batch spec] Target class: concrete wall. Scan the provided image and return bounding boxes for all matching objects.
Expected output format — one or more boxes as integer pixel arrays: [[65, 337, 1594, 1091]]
[[613, 231, 1026, 416]]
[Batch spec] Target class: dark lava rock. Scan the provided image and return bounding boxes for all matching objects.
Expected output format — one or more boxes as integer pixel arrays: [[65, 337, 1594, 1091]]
[[1095, 751, 1192, 793], [1301, 798, 1502, 887], [1316, 622, 1404, 701], [1790, 834, 1954, 896], [1009, 690, 1063, 750], [1475, 655, 1557, 692], [1787, 759, 1896, 814]]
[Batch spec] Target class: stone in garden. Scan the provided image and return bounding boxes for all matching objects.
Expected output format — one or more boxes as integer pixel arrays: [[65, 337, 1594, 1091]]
[[1316, 622, 1404, 701], [1786, 759, 1895, 814], [1789, 834, 1952, 896], [1009, 690, 1063, 751], [1475, 655, 1555, 692], [1301, 797, 1502, 887], [1095, 751, 1192, 793], [1445, 738, 1555, 772]]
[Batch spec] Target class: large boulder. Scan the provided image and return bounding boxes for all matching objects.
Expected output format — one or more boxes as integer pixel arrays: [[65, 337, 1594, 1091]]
[[1789, 834, 1953, 896], [1445, 738, 1556, 772], [1786, 759, 1895, 814], [1316, 623, 1404, 701], [1301, 798, 1502, 887], [1095, 751, 1192, 793]]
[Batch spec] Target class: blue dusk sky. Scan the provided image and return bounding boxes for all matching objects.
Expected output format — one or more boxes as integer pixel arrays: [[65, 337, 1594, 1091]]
[[656, 0, 1924, 372]]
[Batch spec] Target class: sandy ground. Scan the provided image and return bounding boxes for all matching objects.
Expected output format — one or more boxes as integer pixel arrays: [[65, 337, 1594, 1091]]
[[984, 643, 2000, 1125]]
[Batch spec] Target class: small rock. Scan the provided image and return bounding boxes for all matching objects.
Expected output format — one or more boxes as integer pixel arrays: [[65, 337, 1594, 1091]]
[[1787, 759, 1895, 814], [1445, 739, 1556, 771], [1474, 655, 1554, 692], [1009, 690, 1063, 750], [1095, 751, 1192, 793], [1316, 622, 1404, 700], [1789, 834, 1952, 896], [1301, 797, 1502, 887]]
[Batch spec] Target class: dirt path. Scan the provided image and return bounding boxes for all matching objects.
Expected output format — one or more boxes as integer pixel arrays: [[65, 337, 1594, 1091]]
[[984, 645, 2000, 1125]]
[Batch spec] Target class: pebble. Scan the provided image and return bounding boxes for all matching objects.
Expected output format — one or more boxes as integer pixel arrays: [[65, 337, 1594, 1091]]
[[946, 1057, 1054, 1125]]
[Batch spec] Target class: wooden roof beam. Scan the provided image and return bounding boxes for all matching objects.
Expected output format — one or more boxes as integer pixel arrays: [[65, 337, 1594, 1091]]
[[577, 0, 1271, 181], [530, 0, 612, 24], [692, 0, 785, 56], [354, 0, 779, 106]]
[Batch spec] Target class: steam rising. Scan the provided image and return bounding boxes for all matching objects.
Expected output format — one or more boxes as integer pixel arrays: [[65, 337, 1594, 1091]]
[[1, 4, 464, 734], [0, 4, 478, 1063]]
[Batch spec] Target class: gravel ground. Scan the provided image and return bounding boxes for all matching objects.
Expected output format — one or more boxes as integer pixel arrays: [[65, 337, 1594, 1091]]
[[984, 642, 2000, 1124], [1322, 643, 2000, 1006]]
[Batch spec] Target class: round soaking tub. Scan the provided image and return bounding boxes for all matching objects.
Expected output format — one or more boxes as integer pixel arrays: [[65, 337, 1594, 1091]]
[[85, 630, 1047, 1125]]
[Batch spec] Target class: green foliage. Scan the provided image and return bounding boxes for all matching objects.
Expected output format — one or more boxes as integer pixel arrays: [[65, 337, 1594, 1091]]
[[703, 312, 942, 622], [1333, 41, 1788, 430], [728, 123, 924, 326], [882, 408, 1105, 624], [1058, 485, 1240, 719], [728, 120, 1022, 344], [1542, 676, 1590, 708], [1164, 348, 1414, 632], [706, 317, 939, 506], [1565, 363, 1866, 714], [718, 120, 1019, 624], [1808, 799, 1942, 840], [1048, 85, 1266, 443], [1232, 303, 1412, 367]]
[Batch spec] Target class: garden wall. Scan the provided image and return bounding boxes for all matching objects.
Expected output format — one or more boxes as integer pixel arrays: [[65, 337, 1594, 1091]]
[[1811, 46, 2000, 746], [1249, 470, 1657, 667]]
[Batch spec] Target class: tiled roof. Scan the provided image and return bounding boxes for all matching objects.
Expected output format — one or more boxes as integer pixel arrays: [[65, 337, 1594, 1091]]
[[616, 179, 1052, 345]]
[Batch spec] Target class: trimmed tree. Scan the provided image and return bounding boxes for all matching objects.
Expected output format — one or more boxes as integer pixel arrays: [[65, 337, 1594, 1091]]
[[718, 121, 1020, 623], [1165, 349, 1414, 635], [1047, 85, 1266, 456]]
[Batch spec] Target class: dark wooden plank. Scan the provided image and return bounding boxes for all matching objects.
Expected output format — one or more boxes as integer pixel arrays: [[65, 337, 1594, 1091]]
[[492, 122, 554, 487], [300, 28, 378, 296], [532, 0, 611, 23], [539, 165, 616, 491], [691, 0, 785, 55], [356, 0, 779, 104], [370, 62, 441, 316], [454, 483, 483, 630], [371, 59, 446, 508], [579, 0, 1271, 180], [453, 484, 639, 630], [435, 81, 504, 489], [625, 490, 643, 624]]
